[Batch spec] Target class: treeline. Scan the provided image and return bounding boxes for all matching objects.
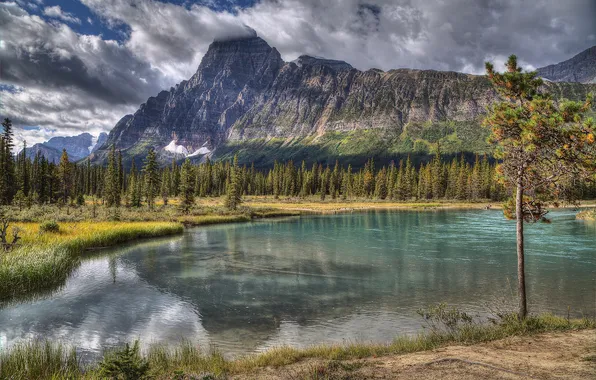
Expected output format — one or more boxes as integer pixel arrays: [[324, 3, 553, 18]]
[[2, 119, 596, 209]]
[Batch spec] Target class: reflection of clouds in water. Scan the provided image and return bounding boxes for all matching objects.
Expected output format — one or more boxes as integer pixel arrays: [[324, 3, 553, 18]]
[[0, 256, 208, 357]]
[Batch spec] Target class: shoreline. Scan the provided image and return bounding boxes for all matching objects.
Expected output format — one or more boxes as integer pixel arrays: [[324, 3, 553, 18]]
[[0, 313, 593, 379]]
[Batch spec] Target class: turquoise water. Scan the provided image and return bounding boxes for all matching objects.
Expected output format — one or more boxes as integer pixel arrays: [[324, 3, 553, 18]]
[[0, 210, 594, 358]]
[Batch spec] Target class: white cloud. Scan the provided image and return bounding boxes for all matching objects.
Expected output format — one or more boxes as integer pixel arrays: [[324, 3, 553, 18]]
[[43, 5, 81, 25], [2, 86, 135, 146]]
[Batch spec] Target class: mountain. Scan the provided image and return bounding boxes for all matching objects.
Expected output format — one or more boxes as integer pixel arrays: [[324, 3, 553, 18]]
[[537, 46, 596, 84], [91, 36, 596, 167], [91, 132, 109, 153], [26, 132, 108, 163]]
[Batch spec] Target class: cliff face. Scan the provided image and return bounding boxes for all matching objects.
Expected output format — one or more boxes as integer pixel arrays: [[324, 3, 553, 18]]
[[91, 37, 595, 166], [537, 46, 596, 84]]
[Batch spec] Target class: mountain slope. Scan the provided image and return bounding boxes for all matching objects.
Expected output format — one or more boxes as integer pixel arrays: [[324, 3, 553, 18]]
[[91, 37, 596, 166], [537, 46, 596, 84]]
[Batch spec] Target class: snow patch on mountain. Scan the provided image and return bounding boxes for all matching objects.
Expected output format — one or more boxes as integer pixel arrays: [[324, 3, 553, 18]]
[[164, 140, 189, 155], [188, 147, 211, 157]]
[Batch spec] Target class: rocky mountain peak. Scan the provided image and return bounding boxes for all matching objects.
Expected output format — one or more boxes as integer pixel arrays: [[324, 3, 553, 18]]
[[293, 55, 353, 71], [537, 45, 596, 84], [197, 35, 280, 74]]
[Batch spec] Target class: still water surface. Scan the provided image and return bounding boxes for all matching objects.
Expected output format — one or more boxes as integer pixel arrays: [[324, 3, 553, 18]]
[[1, 210, 595, 359]]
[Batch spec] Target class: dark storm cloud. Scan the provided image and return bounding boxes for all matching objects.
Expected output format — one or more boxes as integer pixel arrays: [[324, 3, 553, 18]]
[[0, 3, 167, 105]]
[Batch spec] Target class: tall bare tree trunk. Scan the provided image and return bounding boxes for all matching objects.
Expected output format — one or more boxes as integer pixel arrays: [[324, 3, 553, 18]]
[[516, 182, 527, 319]]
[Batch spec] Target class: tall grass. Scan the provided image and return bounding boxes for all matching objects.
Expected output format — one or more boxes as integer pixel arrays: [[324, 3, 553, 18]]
[[0, 313, 592, 379], [0, 341, 80, 379], [0, 222, 183, 301]]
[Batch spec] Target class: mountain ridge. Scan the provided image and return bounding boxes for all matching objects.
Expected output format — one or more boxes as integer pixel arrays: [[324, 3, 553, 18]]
[[537, 46, 596, 84], [91, 38, 596, 167]]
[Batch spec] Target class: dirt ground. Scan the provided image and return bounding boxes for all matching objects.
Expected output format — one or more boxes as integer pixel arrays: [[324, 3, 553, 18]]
[[234, 330, 596, 379]]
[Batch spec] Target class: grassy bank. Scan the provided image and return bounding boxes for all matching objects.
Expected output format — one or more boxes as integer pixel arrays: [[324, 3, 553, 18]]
[[0, 221, 184, 301], [0, 313, 593, 379]]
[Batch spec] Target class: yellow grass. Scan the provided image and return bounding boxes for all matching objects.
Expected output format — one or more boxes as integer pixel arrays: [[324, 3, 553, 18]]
[[240, 196, 503, 213], [0, 221, 183, 301]]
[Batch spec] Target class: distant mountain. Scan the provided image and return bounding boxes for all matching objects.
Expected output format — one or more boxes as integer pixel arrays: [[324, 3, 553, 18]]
[[91, 132, 109, 153], [91, 36, 596, 167], [537, 46, 596, 84], [25, 132, 108, 163]]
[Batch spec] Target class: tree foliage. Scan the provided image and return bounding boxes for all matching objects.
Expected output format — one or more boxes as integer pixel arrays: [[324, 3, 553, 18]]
[[484, 55, 596, 318]]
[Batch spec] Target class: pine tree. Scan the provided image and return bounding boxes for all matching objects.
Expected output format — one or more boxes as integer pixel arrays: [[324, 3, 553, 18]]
[[19, 140, 30, 196], [430, 148, 444, 199], [363, 158, 375, 198], [375, 166, 388, 199], [58, 149, 72, 204], [1, 118, 17, 204], [143, 148, 160, 210], [225, 155, 242, 210], [118, 150, 124, 193], [160, 169, 170, 206], [171, 158, 180, 196], [341, 164, 352, 200], [104, 145, 120, 207], [485, 55, 596, 318], [179, 158, 195, 213]]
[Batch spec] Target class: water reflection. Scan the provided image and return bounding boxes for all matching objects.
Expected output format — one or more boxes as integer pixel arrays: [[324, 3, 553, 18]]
[[0, 210, 594, 358]]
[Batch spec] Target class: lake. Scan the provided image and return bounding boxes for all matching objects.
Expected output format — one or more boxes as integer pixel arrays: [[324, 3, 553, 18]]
[[1, 210, 595, 359]]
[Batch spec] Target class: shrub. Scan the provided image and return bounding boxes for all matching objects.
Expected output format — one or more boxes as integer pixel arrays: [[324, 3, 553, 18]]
[[98, 341, 150, 380], [39, 220, 60, 233], [417, 303, 474, 334]]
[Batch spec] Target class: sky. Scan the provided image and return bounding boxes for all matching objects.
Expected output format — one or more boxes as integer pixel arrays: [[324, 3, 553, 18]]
[[1, 0, 595, 147]]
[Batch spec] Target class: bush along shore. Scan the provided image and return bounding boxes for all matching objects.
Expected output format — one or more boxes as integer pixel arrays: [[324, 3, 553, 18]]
[[0, 310, 593, 379]]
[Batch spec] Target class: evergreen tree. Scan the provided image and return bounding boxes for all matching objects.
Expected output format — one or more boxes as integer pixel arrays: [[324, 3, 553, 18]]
[[225, 155, 242, 210], [179, 158, 195, 213], [485, 55, 596, 318], [143, 148, 160, 210], [374, 166, 388, 199], [160, 169, 170, 206], [1, 118, 17, 204], [58, 149, 72, 204], [104, 145, 121, 207]]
